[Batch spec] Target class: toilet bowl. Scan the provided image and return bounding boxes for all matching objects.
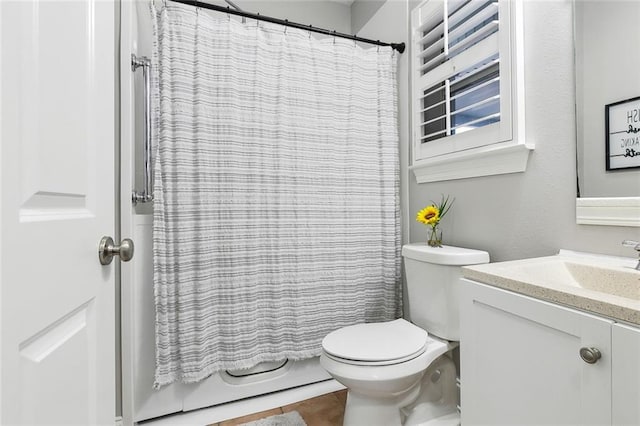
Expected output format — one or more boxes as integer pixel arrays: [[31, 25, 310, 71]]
[[320, 244, 490, 426], [320, 319, 455, 426]]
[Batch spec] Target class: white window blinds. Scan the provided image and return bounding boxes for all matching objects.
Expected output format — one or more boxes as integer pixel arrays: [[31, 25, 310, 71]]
[[410, 0, 532, 183], [412, 0, 513, 160]]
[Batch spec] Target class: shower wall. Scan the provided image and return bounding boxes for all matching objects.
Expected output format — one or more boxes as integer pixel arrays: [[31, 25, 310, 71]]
[[120, 1, 357, 423]]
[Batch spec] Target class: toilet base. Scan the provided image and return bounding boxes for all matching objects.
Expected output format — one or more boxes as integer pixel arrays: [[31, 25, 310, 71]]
[[411, 412, 460, 426], [340, 355, 459, 426], [343, 389, 412, 426], [341, 386, 459, 426]]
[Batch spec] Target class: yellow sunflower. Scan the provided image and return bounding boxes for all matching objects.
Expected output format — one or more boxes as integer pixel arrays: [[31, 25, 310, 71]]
[[416, 205, 440, 226]]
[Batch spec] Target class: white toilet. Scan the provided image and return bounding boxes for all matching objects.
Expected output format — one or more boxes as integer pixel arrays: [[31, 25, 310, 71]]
[[320, 243, 489, 426]]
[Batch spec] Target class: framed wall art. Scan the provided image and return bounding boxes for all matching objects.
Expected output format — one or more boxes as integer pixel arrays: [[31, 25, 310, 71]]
[[605, 96, 640, 171]]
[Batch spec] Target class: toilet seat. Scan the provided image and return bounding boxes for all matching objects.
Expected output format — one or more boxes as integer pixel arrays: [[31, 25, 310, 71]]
[[322, 345, 428, 366], [322, 319, 429, 366]]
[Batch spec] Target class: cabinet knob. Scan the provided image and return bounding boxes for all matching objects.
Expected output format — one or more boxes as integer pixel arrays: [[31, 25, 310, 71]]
[[579, 347, 602, 364]]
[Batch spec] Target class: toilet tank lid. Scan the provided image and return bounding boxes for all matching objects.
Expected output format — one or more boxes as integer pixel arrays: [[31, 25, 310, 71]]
[[402, 243, 489, 266]]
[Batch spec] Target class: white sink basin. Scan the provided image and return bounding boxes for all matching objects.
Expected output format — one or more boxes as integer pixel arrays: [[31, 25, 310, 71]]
[[512, 258, 640, 301], [564, 262, 639, 300], [462, 250, 640, 325]]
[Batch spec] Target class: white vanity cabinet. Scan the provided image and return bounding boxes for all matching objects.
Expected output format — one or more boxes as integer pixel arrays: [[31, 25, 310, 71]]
[[460, 279, 615, 425], [612, 323, 640, 425]]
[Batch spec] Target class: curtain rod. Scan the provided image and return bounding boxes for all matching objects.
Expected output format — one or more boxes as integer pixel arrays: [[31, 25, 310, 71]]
[[170, 0, 406, 53]]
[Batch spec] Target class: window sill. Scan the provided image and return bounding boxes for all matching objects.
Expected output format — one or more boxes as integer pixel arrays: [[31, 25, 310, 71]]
[[576, 197, 640, 227], [410, 142, 534, 184]]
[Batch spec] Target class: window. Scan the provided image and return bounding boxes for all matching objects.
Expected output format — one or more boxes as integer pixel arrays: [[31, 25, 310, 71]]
[[410, 0, 532, 183]]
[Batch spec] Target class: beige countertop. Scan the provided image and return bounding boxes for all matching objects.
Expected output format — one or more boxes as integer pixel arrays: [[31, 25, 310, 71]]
[[462, 250, 640, 326]]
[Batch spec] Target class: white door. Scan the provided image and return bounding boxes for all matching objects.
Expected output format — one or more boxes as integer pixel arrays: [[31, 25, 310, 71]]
[[460, 279, 613, 426], [1, 1, 116, 425]]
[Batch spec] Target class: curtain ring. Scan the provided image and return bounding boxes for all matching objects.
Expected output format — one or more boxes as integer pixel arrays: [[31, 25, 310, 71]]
[[284, 19, 288, 34], [309, 24, 313, 39], [333, 30, 336, 44]]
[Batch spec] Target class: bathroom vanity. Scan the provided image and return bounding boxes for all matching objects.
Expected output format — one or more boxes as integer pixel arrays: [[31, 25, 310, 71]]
[[459, 251, 640, 425]]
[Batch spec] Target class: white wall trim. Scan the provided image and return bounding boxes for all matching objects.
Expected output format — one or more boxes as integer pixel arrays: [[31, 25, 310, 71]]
[[409, 141, 533, 183], [576, 197, 640, 227]]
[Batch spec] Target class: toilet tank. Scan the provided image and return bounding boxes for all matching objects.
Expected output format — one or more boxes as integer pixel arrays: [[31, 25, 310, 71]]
[[402, 244, 489, 341]]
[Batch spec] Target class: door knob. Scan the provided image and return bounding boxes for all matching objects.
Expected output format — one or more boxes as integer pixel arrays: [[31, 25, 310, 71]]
[[579, 347, 602, 364], [98, 236, 134, 265]]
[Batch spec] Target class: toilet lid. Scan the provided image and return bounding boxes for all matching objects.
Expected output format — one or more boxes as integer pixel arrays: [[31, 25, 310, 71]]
[[322, 319, 428, 363]]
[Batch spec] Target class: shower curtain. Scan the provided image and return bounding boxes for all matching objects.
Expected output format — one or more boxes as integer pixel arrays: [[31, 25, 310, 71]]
[[151, 1, 401, 388]]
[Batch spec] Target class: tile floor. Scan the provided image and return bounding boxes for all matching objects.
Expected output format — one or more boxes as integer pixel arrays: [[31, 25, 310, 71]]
[[210, 390, 347, 426]]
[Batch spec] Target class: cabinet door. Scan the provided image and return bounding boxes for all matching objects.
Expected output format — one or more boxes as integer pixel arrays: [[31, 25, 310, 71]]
[[460, 279, 612, 426], [612, 323, 640, 425]]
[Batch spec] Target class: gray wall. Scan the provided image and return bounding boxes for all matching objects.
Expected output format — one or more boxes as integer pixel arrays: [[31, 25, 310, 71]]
[[210, 0, 351, 33], [357, 0, 640, 262], [351, 0, 385, 34]]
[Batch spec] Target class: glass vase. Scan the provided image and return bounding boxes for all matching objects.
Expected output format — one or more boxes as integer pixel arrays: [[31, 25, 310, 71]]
[[427, 227, 442, 247]]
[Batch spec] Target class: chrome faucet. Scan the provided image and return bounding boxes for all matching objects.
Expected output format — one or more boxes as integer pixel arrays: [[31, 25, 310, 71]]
[[622, 240, 640, 270]]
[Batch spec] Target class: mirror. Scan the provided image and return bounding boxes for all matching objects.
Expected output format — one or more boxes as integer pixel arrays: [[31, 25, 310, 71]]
[[574, 0, 640, 226]]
